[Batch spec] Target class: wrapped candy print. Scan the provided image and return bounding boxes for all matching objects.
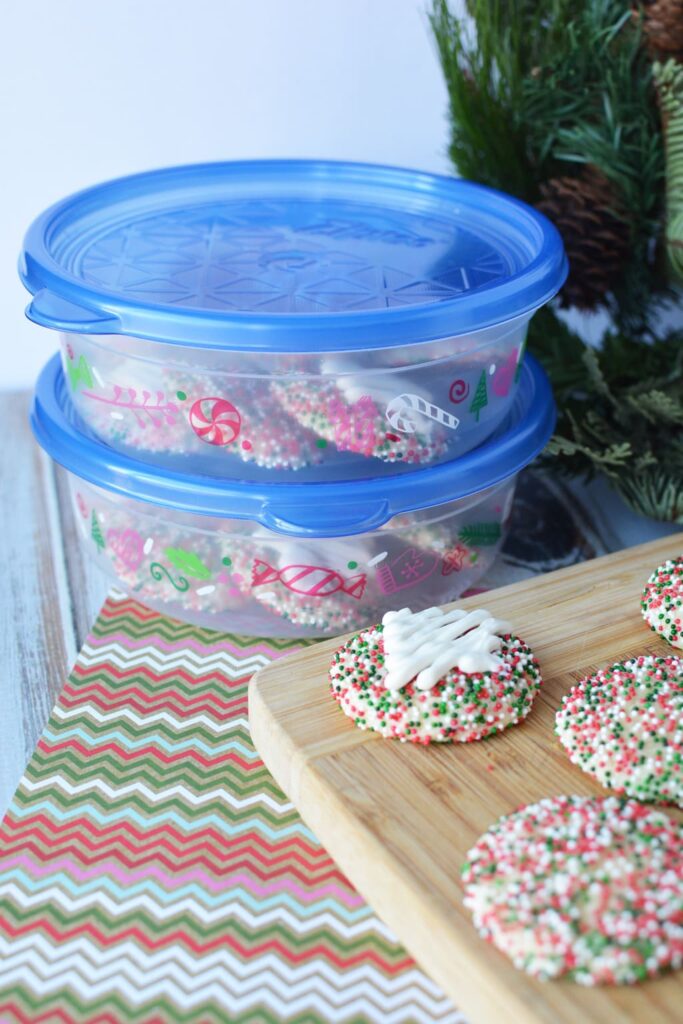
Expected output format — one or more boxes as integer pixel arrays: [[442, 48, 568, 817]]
[[70, 474, 510, 638]]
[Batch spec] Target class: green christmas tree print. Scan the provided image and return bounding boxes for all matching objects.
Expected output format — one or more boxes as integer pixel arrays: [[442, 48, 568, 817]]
[[469, 370, 489, 422], [91, 511, 106, 553], [458, 522, 502, 547], [67, 354, 94, 391]]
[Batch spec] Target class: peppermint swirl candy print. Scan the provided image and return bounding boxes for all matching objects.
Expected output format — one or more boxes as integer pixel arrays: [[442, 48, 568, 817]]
[[189, 396, 242, 446]]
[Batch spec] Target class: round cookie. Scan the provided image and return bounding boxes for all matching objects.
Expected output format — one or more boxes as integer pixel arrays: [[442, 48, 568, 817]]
[[249, 539, 379, 636], [272, 378, 446, 466], [641, 557, 683, 649], [72, 353, 324, 473], [329, 608, 541, 744], [165, 372, 325, 472], [75, 485, 253, 619], [555, 655, 683, 806], [462, 795, 683, 985]]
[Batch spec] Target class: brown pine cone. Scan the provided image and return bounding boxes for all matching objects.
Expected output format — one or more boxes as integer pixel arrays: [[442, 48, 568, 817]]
[[636, 0, 683, 62], [537, 170, 632, 311]]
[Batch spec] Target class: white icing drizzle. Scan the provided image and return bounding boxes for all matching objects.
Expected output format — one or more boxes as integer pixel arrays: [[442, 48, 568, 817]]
[[381, 606, 513, 692]]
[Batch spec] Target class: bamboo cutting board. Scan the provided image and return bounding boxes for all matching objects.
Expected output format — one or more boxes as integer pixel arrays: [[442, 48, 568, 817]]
[[248, 536, 683, 1024]]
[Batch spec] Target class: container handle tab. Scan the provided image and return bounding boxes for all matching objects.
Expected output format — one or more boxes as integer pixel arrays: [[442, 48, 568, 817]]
[[260, 499, 392, 538], [26, 290, 121, 334]]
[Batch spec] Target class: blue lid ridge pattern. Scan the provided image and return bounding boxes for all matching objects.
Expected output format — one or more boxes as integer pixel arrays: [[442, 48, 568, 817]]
[[21, 160, 567, 351], [77, 202, 509, 313]]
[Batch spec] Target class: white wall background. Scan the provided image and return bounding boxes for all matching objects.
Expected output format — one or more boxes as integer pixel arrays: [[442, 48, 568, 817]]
[[0, 0, 450, 389]]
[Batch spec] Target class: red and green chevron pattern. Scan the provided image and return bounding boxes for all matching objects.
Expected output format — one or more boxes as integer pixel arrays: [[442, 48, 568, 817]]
[[0, 593, 462, 1023]]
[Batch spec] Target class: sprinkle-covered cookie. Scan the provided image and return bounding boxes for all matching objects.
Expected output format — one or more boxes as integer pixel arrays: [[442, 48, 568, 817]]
[[556, 655, 683, 806], [641, 557, 683, 649], [176, 375, 325, 472], [329, 606, 541, 744], [463, 795, 683, 985], [253, 580, 373, 636], [81, 363, 325, 473], [248, 541, 378, 636], [273, 379, 446, 465]]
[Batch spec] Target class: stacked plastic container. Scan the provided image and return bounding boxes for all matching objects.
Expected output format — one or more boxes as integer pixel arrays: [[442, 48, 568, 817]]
[[22, 160, 566, 637]]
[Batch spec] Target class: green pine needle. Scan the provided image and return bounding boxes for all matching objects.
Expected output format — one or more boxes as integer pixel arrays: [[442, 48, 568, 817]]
[[458, 522, 503, 547], [430, 0, 665, 328], [429, 1, 681, 522], [531, 311, 683, 523]]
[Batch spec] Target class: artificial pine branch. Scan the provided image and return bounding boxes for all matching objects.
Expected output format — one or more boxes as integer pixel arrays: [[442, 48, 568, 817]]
[[429, 0, 581, 199], [430, 1, 682, 521], [653, 58, 683, 283], [530, 311, 683, 521], [431, 0, 664, 318], [522, 3, 664, 328]]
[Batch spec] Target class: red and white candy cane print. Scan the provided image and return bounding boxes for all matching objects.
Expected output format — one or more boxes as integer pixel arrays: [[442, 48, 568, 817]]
[[188, 396, 241, 446]]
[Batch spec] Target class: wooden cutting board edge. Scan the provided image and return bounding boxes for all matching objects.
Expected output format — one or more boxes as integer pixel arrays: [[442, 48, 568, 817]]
[[251, 680, 547, 1023], [249, 535, 683, 1024]]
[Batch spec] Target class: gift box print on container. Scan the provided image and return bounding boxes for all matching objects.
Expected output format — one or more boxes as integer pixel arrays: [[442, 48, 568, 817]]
[[21, 160, 566, 482]]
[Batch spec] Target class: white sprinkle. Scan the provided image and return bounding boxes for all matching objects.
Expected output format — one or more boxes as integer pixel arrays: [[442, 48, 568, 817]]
[[196, 585, 216, 596], [143, 537, 154, 555], [110, 411, 124, 420], [367, 551, 388, 567]]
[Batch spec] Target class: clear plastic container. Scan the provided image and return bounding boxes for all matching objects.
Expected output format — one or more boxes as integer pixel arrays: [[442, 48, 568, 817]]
[[31, 352, 555, 638], [65, 475, 515, 637], [21, 161, 566, 482]]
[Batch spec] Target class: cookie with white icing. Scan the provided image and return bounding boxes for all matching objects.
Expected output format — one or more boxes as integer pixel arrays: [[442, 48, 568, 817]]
[[463, 795, 683, 985], [329, 605, 542, 743], [641, 557, 683, 649]]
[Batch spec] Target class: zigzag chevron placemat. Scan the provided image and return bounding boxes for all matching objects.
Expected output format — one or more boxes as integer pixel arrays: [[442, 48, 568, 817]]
[[0, 592, 461, 1023]]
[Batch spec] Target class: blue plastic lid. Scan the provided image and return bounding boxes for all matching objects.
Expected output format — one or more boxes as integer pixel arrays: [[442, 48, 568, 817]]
[[31, 352, 555, 538], [21, 160, 567, 352]]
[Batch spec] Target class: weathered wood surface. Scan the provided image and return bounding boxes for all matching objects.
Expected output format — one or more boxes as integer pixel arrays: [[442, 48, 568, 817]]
[[249, 535, 683, 1024], [0, 392, 107, 814]]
